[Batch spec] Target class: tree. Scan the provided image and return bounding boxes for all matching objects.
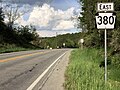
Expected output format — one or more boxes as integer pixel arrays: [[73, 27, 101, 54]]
[[17, 25, 39, 43], [0, 8, 4, 22], [0, 7, 7, 43], [109, 0, 120, 55], [3, 2, 30, 29], [78, 0, 100, 47]]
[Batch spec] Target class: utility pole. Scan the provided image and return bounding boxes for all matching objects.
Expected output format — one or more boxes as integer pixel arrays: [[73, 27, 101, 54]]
[[56, 32, 58, 48]]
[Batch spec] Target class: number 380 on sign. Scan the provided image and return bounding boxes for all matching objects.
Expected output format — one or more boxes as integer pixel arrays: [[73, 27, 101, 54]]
[[95, 13, 116, 29]]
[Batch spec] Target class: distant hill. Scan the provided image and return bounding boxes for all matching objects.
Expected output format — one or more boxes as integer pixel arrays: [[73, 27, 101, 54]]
[[40, 32, 83, 49]]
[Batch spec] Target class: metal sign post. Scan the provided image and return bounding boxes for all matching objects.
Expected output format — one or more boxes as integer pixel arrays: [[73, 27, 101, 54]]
[[96, 2, 116, 84], [105, 28, 107, 83], [104, 11, 107, 84]]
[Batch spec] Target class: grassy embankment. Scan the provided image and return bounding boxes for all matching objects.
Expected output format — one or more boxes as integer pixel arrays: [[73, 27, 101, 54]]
[[64, 48, 120, 90], [0, 43, 38, 53]]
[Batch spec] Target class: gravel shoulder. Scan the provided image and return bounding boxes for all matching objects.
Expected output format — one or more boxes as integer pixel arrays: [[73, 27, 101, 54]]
[[41, 50, 71, 90]]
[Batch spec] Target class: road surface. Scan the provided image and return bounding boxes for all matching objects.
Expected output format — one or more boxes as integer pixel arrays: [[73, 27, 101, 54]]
[[0, 49, 70, 90]]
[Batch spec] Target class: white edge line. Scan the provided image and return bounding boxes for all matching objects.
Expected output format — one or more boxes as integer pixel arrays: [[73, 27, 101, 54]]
[[26, 52, 66, 90]]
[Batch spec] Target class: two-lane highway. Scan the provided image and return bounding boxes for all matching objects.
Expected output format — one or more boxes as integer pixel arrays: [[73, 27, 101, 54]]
[[0, 49, 69, 90]]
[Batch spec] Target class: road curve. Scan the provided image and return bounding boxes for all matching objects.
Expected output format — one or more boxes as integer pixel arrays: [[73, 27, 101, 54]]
[[0, 49, 70, 90]]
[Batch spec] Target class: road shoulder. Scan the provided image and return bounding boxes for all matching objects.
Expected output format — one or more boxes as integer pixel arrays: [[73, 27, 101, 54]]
[[41, 50, 71, 90]]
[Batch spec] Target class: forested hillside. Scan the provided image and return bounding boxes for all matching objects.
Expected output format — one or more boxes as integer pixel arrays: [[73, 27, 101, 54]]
[[40, 33, 82, 49]]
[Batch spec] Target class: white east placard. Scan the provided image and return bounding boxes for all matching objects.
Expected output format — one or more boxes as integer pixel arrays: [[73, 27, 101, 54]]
[[97, 3, 114, 12], [96, 13, 116, 29]]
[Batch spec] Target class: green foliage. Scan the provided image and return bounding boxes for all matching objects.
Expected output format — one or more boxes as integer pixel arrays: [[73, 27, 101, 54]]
[[17, 25, 39, 43], [64, 49, 120, 90], [0, 43, 29, 53], [66, 39, 75, 48], [0, 7, 4, 22], [0, 7, 6, 43], [40, 33, 82, 49]]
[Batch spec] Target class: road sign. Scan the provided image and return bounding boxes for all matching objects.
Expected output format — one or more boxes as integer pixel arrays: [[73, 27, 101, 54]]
[[96, 2, 116, 84], [97, 3, 114, 12], [80, 39, 84, 44], [63, 43, 65, 47], [96, 13, 116, 29]]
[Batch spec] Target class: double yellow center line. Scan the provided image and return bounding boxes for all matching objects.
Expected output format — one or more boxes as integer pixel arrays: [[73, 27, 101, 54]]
[[0, 51, 49, 63]]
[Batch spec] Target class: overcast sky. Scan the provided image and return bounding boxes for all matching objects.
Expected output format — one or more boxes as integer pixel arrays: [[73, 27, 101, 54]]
[[2, 0, 81, 37]]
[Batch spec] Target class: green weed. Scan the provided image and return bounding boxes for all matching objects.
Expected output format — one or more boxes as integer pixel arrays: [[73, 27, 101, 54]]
[[64, 48, 120, 90]]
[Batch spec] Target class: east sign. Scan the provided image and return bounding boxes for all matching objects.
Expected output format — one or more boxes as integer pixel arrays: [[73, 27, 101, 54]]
[[97, 3, 114, 12]]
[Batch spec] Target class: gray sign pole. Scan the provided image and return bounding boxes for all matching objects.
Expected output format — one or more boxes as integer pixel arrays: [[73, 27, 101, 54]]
[[104, 10, 107, 84], [105, 28, 107, 84]]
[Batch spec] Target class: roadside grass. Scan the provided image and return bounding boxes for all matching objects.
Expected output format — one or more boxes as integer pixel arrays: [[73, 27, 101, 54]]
[[0, 43, 37, 53], [0, 47, 29, 53], [64, 48, 120, 90]]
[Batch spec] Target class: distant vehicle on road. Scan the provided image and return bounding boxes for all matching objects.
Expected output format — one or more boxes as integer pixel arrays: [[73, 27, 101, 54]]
[[50, 48, 52, 49]]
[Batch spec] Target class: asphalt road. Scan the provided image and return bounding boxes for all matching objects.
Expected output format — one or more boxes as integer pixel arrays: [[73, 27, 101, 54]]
[[0, 49, 69, 90]]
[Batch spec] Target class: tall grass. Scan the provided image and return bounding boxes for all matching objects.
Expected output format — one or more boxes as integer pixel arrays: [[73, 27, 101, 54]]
[[0, 43, 31, 53], [64, 48, 120, 90]]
